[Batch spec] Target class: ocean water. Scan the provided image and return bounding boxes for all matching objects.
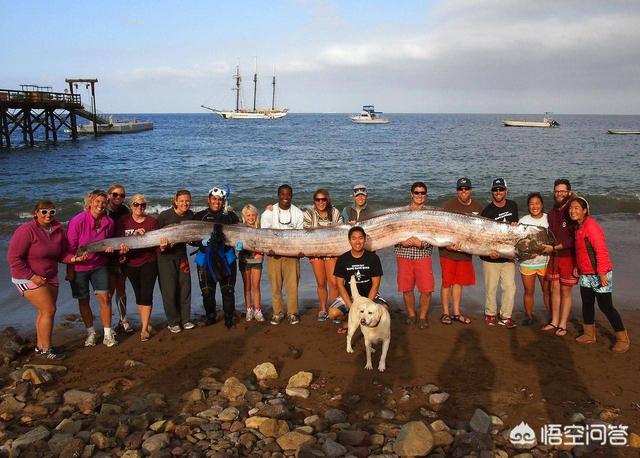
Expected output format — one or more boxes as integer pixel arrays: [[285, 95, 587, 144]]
[[1, 113, 639, 328]]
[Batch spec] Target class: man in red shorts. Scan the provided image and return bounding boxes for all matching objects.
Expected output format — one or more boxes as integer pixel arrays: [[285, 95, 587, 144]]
[[394, 182, 434, 329], [439, 178, 484, 325], [541, 178, 577, 337]]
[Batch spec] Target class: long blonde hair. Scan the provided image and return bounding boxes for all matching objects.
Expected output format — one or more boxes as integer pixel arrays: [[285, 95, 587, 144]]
[[241, 204, 260, 227]]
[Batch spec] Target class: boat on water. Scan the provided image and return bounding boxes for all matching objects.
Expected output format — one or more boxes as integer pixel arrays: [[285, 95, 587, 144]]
[[607, 129, 640, 135], [351, 105, 390, 124], [503, 112, 559, 128], [73, 116, 154, 135], [201, 60, 288, 120]]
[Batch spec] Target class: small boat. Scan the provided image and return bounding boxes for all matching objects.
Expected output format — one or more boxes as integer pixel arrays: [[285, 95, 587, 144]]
[[73, 116, 154, 135], [607, 129, 640, 135], [503, 112, 559, 128], [202, 60, 288, 120], [351, 105, 390, 124]]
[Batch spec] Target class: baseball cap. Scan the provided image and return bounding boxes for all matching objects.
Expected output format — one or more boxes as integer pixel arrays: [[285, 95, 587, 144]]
[[352, 184, 368, 197], [456, 177, 472, 189], [491, 178, 507, 190]]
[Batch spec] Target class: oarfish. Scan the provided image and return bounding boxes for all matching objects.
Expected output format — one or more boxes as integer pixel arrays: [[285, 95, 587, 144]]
[[79, 207, 552, 261]]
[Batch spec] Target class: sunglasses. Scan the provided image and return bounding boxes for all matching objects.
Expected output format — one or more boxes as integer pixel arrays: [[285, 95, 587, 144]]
[[412, 191, 427, 196], [492, 187, 506, 192], [132, 202, 147, 209], [314, 197, 328, 202], [38, 209, 56, 216], [111, 192, 125, 199]]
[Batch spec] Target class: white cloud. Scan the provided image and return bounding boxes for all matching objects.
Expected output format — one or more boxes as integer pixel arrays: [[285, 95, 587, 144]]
[[109, 62, 230, 83]]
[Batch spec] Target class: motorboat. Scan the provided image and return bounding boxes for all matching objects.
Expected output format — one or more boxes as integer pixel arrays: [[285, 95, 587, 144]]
[[607, 129, 640, 135], [351, 105, 390, 124], [74, 116, 153, 134], [503, 112, 559, 128]]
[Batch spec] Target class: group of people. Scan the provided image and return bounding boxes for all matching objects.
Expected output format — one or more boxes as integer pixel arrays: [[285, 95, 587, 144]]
[[7, 178, 630, 360]]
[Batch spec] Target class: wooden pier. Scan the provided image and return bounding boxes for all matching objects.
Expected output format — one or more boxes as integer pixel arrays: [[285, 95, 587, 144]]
[[0, 79, 107, 147]]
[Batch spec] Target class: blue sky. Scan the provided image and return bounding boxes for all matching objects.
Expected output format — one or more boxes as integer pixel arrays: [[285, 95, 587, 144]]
[[2, 0, 639, 113]]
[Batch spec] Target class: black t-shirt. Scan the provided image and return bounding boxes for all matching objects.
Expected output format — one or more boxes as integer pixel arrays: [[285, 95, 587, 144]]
[[333, 250, 383, 298], [480, 199, 519, 263], [157, 208, 195, 257], [192, 208, 239, 252]]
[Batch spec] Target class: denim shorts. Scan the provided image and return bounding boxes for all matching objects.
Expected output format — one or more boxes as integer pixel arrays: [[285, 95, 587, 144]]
[[71, 265, 109, 299]]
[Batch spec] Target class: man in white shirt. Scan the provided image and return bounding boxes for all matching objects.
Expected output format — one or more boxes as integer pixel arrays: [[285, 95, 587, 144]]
[[260, 184, 305, 325]]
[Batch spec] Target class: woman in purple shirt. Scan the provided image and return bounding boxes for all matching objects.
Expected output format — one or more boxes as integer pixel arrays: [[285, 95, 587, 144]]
[[7, 200, 85, 360]]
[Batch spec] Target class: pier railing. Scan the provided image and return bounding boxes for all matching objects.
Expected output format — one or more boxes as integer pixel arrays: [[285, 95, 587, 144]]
[[0, 89, 81, 106]]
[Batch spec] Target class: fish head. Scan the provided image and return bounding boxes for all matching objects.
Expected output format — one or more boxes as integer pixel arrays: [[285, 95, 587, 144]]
[[515, 226, 556, 261]]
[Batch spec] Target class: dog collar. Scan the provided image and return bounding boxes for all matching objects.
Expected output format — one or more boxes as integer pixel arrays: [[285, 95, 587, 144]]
[[362, 317, 382, 328]]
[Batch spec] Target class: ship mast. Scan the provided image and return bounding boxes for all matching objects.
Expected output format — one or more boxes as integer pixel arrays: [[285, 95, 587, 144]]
[[252, 58, 258, 113], [233, 65, 241, 112], [272, 65, 276, 111]]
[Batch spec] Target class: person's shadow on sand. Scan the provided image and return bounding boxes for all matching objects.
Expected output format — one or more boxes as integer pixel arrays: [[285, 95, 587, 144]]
[[437, 327, 494, 420]]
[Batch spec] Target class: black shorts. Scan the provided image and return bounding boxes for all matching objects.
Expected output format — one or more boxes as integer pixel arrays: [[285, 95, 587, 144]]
[[124, 261, 158, 306]]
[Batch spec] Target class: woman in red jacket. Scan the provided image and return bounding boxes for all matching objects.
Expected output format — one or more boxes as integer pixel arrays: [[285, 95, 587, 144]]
[[7, 201, 85, 360], [569, 197, 629, 353]]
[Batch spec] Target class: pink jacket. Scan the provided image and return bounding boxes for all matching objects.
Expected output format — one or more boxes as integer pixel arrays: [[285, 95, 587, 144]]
[[66, 210, 114, 272], [7, 219, 73, 280], [575, 216, 613, 275]]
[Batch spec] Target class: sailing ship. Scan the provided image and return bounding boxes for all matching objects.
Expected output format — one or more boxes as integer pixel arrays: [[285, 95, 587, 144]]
[[503, 112, 559, 128], [201, 61, 288, 120]]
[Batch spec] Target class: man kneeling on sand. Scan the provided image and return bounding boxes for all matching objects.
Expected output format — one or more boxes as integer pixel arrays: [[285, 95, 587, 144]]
[[328, 226, 388, 334]]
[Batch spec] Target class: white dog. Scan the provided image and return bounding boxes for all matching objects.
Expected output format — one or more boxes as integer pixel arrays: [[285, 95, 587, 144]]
[[345, 275, 391, 372]]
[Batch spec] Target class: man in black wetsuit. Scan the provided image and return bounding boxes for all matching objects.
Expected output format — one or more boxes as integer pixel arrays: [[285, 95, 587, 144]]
[[192, 187, 240, 328]]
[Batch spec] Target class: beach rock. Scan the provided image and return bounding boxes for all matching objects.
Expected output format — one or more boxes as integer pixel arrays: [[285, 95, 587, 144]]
[[421, 384, 439, 394], [124, 359, 145, 367], [0, 395, 25, 414], [429, 392, 450, 406], [598, 408, 620, 422], [47, 433, 74, 454], [55, 418, 83, 434], [470, 408, 492, 434], [181, 388, 204, 402], [0, 327, 28, 365], [420, 407, 438, 418], [394, 421, 434, 456], [258, 401, 292, 419], [260, 418, 290, 438], [322, 438, 347, 456], [220, 377, 247, 401], [63, 389, 101, 413], [513, 454, 533, 458], [324, 408, 347, 424], [490, 415, 504, 427], [276, 431, 316, 450], [451, 431, 493, 455], [121, 451, 144, 458], [142, 433, 170, 454], [430, 420, 450, 432], [149, 420, 167, 432], [90, 431, 111, 449], [337, 430, 370, 446], [99, 402, 122, 415], [125, 431, 144, 450], [12, 425, 50, 449], [253, 362, 279, 381], [198, 376, 223, 392], [197, 406, 223, 421], [24, 363, 68, 374], [433, 430, 454, 447], [218, 406, 239, 421], [21, 367, 53, 385], [286, 387, 310, 399], [245, 415, 269, 429], [287, 371, 313, 389], [570, 412, 586, 424], [378, 408, 395, 420], [59, 438, 85, 458], [629, 432, 640, 448]]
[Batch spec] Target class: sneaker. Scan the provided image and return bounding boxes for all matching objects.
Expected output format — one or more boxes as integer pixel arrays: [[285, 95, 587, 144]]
[[288, 314, 300, 325], [499, 317, 517, 329], [168, 325, 182, 334], [270, 313, 284, 325], [254, 310, 265, 322], [182, 321, 195, 330], [246, 308, 254, 322], [484, 315, 497, 326], [103, 333, 118, 347], [84, 332, 97, 347], [37, 348, 65, 360], [118, 319, 135, 334]]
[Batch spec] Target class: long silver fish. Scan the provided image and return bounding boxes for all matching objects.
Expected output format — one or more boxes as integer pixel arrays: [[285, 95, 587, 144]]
[[79, 207, 552, 261]]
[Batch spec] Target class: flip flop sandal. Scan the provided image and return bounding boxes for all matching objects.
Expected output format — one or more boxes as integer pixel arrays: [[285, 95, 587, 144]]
[[405, 316, 417, 325], [440, 314, 452, 325], [418, 319, 429, 329], [317, 311, 329, 321], [555, 327, 568, 337], [541, 323, 558, 332], [337, 327, 347, 334], [452, 314, 471, 324], [332, 319, 343, 325]]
